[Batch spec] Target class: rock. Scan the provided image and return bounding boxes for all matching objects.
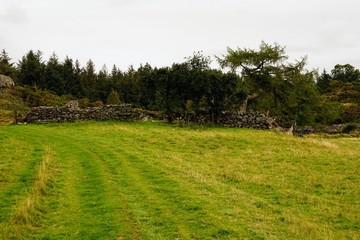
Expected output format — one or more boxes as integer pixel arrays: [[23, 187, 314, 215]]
[[0, 75, 15, 88], [65, 100, 80, 110]]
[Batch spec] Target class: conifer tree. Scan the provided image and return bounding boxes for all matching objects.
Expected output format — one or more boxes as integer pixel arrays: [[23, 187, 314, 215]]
[[106, 90, 121, 105], [0, 49, 17, 79], [18, 50, 45, 88], [45, 53, 63, 94]]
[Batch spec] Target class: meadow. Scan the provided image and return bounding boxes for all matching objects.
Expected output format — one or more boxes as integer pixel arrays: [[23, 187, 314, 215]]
[[0, 121, 359, 239]]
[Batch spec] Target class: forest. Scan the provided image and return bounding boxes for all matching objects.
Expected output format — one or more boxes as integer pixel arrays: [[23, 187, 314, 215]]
[[1, 42, 359, 127]]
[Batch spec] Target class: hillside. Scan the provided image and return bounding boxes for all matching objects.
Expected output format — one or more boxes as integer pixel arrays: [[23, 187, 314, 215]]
[[0, 88, 28, 126], [0, 122, 359, 239], [0, 86, 74, 126]]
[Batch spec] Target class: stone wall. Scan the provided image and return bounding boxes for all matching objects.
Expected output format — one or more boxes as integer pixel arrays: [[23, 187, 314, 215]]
[[21, 102, 274, 130], [219, 110, 273, 129], [22, 104, 159, 123]]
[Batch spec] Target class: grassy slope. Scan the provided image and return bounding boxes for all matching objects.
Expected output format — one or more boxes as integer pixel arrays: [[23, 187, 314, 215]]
[[0, 88, 28, 126], [0, 121, 359, 239]]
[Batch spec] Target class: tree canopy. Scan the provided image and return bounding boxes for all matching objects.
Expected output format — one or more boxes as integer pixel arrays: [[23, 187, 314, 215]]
[[1, 44, 359, 126], [216, 42, 325, 126]]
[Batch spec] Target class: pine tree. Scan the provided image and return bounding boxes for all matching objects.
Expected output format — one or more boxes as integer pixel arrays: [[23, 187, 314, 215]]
[[45, 52, 63, 94], [81, 59, 98, 100], [0, 49, 17, 80], [18, 50, 45, 88]]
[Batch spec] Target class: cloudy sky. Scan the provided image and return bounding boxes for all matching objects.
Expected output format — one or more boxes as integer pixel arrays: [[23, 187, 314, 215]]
[[1, 0, 359, 72]]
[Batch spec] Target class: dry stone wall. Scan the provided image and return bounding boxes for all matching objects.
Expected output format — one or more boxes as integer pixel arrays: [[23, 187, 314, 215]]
[[22, 104, 159, 123], [219, 110, 272, 129], [21, 102, 274, 130]]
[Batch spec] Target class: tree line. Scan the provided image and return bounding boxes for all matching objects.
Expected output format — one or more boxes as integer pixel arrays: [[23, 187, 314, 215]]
[[0, 42, 359, 126]]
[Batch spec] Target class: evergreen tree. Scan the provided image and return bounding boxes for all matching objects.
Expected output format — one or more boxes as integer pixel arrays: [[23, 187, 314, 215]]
[[204, 70, 238, 123], [61, 57, 75, 97], [45, 53, 64, 94], [216, 42, 327, 126], [0, 49, 17, 80], [74, 59, 85, 98], [122, 66, 141, 105], [106, 90, 121, 105], [18, 50, 45, 88], [316, 69, 332, 93], [81, 59, 98, 101], [97, 65, 110, 102], [138, 63, 156, 109], [110, 65, 125, 101]]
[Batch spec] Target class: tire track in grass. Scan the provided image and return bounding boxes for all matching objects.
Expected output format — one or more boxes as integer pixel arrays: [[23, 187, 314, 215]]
[[9, 147, 55, 225], [57, 134, 143, 239], [60, 128, 189, 239], [138, 134, 295, 239], [35, 131, 140, 240], [0, 132, 44, 223], [116, 147, 245, 239], [0, 127, 69, 239], [1, 146, 56, 239], [0, 138, 44, 223], [4, 123, 268, 239], [79, 148, 143, 240], [88, 138, 230, 239], [76, 123, 250, 239], [0, 127, 120, 239], [97, 151, 188, 239], [102, 128, 266, 239], [48, 124, 179, 239]]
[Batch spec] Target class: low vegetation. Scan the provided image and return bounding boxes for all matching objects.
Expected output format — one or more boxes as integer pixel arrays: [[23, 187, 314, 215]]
[[0, 121, 359, 239], [0, 88, 29, 126]]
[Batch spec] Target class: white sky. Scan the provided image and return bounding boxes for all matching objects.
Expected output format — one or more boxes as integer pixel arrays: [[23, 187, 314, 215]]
[[1, 0, 359, 72]]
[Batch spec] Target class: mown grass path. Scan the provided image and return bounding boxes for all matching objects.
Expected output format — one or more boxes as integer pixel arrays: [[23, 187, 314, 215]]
[[0, 121, 359, 239]]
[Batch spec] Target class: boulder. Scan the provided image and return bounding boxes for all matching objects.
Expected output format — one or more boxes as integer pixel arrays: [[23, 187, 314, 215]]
[[65, 100, 80, 110], [0, 75, 15, 88]]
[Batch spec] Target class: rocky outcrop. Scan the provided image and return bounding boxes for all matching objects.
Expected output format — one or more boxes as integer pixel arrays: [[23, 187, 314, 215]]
[[0, 75, 15, 88], [22, 104, 160, 123]]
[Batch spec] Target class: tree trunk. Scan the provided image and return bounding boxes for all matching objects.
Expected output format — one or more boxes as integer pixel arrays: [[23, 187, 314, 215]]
[[239, 92, 260, 113]]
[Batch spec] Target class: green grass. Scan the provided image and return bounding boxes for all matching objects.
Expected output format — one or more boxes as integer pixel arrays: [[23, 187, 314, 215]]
[[0, 121, 359, 239]]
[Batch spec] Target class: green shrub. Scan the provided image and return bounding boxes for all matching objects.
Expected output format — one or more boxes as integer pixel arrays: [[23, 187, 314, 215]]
[[342, 123, 358, 134], [91, 100, 104, 108], [17, 86, 71, 107], [79, 98, 90, 108], [106, 90, 121, 105]]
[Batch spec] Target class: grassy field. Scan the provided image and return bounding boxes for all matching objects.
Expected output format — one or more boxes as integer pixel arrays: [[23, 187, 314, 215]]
[[0, 121, 359, 239]]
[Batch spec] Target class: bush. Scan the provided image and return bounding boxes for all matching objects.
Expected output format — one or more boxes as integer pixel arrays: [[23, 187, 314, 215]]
[[79, 98, 90, 108], [91, 100, 104, 108], [107, 90, 121, 105], [342, 123, 358, 134], [315, 101, 342, 124], [17, 86, 71, 107]]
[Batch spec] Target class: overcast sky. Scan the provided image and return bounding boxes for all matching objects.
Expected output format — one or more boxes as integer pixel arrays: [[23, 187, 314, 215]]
[[1, 0, 359, 72]]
